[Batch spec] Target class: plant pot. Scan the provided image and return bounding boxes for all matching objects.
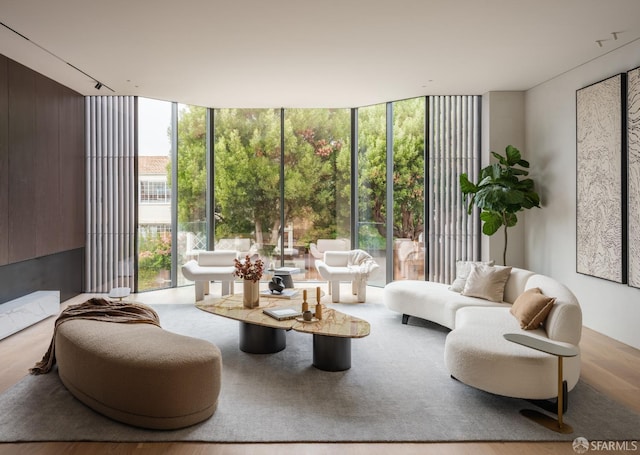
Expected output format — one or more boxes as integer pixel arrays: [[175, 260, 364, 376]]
[[243, 279, 260, 308]]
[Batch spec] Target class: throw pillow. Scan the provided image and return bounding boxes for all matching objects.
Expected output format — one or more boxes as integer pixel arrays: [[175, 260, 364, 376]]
[[461, 264, 512, 302], [510, 287, 556, 330], [449, 260, 495, 292]]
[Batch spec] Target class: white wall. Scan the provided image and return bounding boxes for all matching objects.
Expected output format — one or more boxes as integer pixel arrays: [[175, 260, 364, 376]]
[[481, 91, 526, 267], [525, 40, 640, 349]]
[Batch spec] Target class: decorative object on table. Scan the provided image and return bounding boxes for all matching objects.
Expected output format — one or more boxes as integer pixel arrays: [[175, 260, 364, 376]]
[[302, 289, 309, 312], [315, 286, 323, 320], [268, 276, 285, 293], [262, 307, 302, 321], [627, 66, 640, 288], [270, 266, 300, 288], [260, 289, 298, 299], [302, 310, 314, 321], [459, 145, 540, 265], [234, 254, 265, 308], [576, 73, 627, 283]]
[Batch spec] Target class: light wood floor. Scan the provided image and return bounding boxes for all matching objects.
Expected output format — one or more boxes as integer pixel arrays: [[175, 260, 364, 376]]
[[1, 286, 638, 455]]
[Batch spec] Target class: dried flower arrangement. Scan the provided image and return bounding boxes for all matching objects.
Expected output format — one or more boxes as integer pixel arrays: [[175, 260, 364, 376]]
[[234, 255, 265, 282]]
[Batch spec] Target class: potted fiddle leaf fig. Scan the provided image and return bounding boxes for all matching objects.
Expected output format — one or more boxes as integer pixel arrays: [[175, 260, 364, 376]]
[[459, 145, 540, 265]]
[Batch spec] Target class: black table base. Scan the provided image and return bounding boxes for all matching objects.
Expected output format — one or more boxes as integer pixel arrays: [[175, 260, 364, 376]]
[[313, 334, 351, 371], [239, 322, 286, 354]]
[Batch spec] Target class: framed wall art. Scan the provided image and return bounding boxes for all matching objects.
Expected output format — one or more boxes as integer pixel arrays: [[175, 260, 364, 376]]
[[576, 73, 627, 283], [628, 66, 640, 288]]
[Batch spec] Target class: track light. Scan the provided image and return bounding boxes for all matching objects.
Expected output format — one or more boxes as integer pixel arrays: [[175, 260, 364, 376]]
[[95, 82, 103, 90]]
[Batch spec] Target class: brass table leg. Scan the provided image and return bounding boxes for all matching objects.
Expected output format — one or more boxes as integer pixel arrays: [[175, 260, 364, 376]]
[[520, 356, 573, 434]]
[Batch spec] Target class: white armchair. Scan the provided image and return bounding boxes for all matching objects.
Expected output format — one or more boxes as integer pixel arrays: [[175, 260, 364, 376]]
[[315, 250, 379, 303], [181, 250, 237, 301], [309, 238, 350, 260]]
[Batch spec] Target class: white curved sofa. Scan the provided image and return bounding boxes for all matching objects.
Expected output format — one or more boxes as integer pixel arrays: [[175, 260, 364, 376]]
[[384, 267, 582, 400]]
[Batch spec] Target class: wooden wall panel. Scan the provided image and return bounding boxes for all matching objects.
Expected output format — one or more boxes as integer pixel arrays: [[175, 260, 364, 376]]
[[0, 55, 8, 265], [0, 56, 84, 267], [35, 76, 62, 256], [7, 62, 37, 263], [59, 86, 85, 250], [0, 55, 85, 302]]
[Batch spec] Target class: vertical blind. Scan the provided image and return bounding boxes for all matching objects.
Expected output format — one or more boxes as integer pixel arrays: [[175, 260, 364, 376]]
[[427, 95, 481, 283], [85, 96, 136, 292]]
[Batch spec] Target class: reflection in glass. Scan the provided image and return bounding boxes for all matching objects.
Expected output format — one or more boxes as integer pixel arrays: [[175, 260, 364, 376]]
[[176, 104, 207, 285], [357, 104, 387, 286], [283, 108, 351, 280], [213, 109, 281, 273], [392, 98, 425, 281]]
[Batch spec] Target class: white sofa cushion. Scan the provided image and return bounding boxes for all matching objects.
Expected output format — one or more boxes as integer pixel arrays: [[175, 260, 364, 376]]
[[502, 267, 536, 303], [461, 264, 512, 302], [449, 260, 494, 292], [198, 250, 237, 266], [445, 307, 581, 399], [383, 280, 508, 329]]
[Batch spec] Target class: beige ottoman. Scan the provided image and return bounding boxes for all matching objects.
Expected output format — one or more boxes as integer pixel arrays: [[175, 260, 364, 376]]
[[55, 319, 222, 430]]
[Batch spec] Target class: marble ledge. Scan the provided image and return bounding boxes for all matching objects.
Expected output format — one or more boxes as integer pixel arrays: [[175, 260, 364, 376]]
[[0, 291, 60, 340]]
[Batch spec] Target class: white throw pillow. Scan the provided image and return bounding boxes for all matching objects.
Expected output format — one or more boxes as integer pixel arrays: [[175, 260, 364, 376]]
[[449, 260, 495, 292], [461, 264, 512, 302]]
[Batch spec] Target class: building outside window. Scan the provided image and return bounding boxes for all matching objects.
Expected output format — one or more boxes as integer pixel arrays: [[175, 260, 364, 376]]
[[137, 99, 173, 291]]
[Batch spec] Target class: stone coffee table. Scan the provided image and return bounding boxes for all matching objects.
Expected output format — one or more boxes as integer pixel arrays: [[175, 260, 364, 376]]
[[196, 292, 370, 371]]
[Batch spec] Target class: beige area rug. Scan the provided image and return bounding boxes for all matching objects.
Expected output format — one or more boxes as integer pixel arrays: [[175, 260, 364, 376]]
[[0, 301, 638, 443]]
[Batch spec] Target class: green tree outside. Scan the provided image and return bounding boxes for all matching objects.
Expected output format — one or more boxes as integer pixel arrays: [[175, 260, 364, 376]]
[[172, 102, 425, 255]]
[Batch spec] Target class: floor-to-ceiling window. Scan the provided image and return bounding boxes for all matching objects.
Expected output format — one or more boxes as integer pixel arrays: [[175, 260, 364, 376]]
[[356, 103, 387, 286], [176, 104, 207, 286], [137, 98, 173, 291], [283, 108, 351, 279], [132, 96, 479, 291], [392, 98, 426, 281], [213, 109, 281, 266]]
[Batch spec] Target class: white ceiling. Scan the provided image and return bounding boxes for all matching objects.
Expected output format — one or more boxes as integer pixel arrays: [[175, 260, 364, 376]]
[[1, 0, 640, 108]]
